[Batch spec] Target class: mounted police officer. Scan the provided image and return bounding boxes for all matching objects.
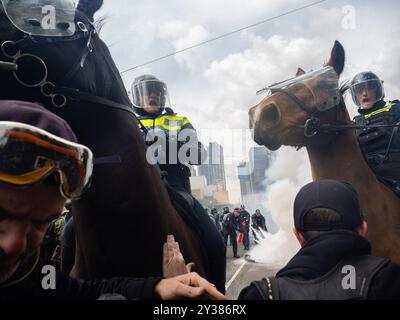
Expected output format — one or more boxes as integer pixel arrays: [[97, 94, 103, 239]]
[[132, 74, 206, 195], [131, 75, 226, 285], [239, 179, 400, 300], [350, 72, 400, 195]]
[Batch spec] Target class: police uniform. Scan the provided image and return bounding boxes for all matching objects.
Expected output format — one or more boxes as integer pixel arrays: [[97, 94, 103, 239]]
[[132, 74, 204, 194], [138, 111, 201, 193], [354, 99, 400, 193]]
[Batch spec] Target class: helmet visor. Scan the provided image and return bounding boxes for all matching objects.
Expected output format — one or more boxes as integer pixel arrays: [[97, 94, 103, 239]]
[[0, 121, 93, 199], [257, 66, 341, 111], [1, 0, 76, 37], [349, 79, 384, 107], [132, 80, 171, 110]]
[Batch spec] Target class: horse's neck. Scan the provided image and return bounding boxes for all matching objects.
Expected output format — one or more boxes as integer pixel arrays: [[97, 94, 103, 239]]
[[306, 113, 377, 187], [306, 110, 400, 261]]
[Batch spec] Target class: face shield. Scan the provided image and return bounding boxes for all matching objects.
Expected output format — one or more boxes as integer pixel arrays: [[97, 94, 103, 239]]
[[1, 0, 77, 37], [257, 66, 341, 112], [0, 121, 93, 199], [349, 79, 384, 108], [132, 79, 171, 112]]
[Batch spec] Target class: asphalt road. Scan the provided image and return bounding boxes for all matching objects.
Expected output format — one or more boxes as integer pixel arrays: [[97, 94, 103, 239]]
[[224, 241, 279, 299]]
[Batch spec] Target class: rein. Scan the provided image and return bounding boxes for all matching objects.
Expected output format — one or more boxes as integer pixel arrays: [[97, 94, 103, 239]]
[[275, 87, 400, 137], [0, 18, 149, 135]]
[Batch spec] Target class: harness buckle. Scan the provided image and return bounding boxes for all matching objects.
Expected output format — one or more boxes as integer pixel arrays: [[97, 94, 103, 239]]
[[304, 117, 320, 138]]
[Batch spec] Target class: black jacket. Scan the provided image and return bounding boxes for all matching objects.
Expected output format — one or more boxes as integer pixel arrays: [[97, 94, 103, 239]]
[[251, 213, 267, 231], [238, 230, 400, 300], [354, 100, 400, 164], [239, 211, 251, 232], [0, 252, 162, 300], [222, 213, 239, 233]]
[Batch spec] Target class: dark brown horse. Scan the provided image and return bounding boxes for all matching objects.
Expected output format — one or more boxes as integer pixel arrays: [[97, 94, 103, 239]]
[[0, 0, 225, 291], [249, 41, 400, 262]]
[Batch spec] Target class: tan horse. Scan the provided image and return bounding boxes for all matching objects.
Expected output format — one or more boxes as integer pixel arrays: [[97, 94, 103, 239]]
[[249, 40, 400, 262]]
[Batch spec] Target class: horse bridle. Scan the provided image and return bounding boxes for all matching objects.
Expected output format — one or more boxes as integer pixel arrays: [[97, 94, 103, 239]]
[[272, 87, 400, 139], [269, 87, 331, 138], [0, 16, 148, 134]]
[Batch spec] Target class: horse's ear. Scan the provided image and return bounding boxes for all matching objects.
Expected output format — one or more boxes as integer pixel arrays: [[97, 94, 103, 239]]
[[296, 68, 306, 77], [77, 0, 104, 21], [325, 40, 345, 76]]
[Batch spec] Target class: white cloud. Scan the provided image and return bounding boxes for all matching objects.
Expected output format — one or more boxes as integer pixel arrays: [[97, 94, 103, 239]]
[[158, 21, 212, 71]]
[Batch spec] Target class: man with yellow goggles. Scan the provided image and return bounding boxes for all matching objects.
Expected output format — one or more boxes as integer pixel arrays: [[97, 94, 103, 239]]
[[0, 100, 224, 300]]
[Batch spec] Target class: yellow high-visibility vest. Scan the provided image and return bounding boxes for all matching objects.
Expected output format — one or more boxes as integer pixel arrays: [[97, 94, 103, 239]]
[[364, 102, 397, 119], [139, 114, 191, 134]]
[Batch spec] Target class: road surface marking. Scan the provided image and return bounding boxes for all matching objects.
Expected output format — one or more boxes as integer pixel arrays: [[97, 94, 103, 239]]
[[225, 260, 247, 291]]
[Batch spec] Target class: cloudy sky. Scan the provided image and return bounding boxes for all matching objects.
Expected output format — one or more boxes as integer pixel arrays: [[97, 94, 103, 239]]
[[95, 0, 400, 203]]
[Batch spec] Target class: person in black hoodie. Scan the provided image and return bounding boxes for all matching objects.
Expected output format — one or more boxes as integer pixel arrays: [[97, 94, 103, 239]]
[[238, 179, 400, 300], [0, 100, 224, 301]]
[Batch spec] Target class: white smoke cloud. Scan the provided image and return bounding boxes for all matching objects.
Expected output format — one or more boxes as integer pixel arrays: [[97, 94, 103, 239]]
[[247, 147, 311, 268]]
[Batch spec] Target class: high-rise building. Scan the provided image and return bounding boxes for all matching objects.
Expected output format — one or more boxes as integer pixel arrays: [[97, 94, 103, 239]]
[[198, 142, 227, 191], [237, 147, 272, 201], [237, 161, 252, 202], [249, 147, 271, 193]]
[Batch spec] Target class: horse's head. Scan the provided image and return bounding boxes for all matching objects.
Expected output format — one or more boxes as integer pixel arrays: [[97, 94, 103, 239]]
[[0, 0, 130, 112], [249, 40, 346, 150], [0, 0, 103, 36]]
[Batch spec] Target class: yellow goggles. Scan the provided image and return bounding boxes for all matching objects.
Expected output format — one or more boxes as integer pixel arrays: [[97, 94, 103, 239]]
[[0, 121, 93, 199]]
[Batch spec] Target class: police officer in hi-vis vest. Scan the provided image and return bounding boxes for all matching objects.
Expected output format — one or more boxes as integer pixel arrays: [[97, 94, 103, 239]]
[[132, 74, 206, 195], [350, 71, 400, 195]]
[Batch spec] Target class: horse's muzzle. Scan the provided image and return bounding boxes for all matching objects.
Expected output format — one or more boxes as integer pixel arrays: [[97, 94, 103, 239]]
[[249, 103, 282, 150]]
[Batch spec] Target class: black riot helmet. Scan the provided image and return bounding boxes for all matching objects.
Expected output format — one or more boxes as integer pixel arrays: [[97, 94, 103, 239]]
[[349, 71, 385, 108], [131, 74, 171, 115]]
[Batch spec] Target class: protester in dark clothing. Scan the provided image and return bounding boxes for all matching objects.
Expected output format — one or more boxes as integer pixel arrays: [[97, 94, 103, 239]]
[[211, 208, 223, 235], [209, 208, 220, 232], [1, 252, 162, 300], [251, 209, 268, 241], [61, 217, 75, 275], [252, 210, 267, 232], [219, 207, 229, 239], [238, 179, 400, 300], [239, 205, 251, 250], [0, 100, 224, 301], [223, 209, 241, 258], [40, 214, 66, 271]]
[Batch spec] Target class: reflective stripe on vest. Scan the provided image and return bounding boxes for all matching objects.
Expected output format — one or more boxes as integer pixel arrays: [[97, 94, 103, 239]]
[[138, 115, 190, 132], [364, 102, 396, 119]]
